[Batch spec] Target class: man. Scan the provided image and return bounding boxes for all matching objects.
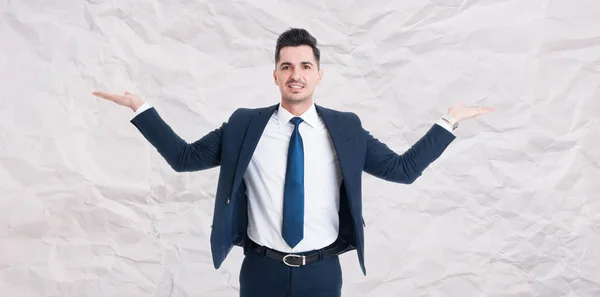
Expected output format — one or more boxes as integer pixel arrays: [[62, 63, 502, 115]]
[[93, 28, 494, 297]]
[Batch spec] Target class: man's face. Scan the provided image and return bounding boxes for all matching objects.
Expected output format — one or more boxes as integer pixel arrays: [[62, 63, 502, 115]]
[[273, 45, 323, 104]]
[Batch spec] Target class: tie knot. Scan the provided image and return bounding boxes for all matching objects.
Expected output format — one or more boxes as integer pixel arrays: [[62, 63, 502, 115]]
[[290, 117, 303, 127]]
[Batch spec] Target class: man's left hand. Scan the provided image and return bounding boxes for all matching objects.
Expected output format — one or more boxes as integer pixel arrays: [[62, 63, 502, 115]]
[[448, 102, 495, 122]]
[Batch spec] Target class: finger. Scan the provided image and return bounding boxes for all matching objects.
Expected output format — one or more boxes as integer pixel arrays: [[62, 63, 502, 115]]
[[478, 106, 495, 114], [92, 90, 111, 98], [92, 91, 119, 103], [467, 106, 492, 116], [92, 91, 108, 99]]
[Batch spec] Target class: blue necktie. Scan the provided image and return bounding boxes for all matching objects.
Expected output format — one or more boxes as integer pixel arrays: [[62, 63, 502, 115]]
[[282, 117, 304, 248]]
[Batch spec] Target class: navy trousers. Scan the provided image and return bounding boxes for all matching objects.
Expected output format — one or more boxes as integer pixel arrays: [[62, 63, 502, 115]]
[[239, 247, 343, 297]]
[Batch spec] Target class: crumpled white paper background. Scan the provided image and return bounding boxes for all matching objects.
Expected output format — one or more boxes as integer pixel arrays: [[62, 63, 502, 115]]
[[1, 0, 599, 296]]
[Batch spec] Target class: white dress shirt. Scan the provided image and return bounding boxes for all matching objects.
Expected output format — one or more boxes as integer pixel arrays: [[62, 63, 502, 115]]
[[133, 102, 454, 253], [244, 104, 343, 252]]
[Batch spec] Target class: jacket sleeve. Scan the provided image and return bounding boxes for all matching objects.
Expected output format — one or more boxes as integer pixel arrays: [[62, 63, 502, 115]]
[[130, 107, 224, 172], [363, 123, 456, 183]]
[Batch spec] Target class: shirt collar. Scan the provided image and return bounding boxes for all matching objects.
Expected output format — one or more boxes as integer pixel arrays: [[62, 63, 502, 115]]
[[276, 103, 319, 128]]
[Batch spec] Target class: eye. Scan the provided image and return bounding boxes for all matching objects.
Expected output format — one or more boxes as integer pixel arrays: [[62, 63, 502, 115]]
[[281, 65, 290, 70], [303, 65, 311, 69]]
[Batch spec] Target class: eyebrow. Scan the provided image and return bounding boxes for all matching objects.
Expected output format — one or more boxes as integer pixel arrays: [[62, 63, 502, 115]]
[[279, 61, 314, 67]]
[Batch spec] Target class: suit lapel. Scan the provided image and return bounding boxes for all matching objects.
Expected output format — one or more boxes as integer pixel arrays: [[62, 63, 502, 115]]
[[316, 105, 352, 185], [232, 104, 354, 196], [231, 104, 278, 194]]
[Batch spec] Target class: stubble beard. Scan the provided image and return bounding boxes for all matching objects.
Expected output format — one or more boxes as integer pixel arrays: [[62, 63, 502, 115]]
[[282, 92, 312, 105]]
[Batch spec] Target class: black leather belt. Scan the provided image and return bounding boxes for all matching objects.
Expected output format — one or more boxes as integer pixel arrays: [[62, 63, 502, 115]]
[[248, 239, 350, 267]]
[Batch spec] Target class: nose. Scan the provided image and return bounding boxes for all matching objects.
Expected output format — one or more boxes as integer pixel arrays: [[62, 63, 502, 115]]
[[291, 68, 301, 81]]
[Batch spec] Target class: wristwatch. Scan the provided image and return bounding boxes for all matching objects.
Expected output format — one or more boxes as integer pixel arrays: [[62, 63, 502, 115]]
[[441, 114, 459, 130]]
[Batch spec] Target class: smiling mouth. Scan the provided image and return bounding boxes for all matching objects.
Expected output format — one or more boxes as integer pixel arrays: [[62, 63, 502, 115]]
[[287, 83, 305, 91]]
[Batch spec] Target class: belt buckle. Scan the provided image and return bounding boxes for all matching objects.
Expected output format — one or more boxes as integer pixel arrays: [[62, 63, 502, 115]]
[[282, 254, 306, 267]]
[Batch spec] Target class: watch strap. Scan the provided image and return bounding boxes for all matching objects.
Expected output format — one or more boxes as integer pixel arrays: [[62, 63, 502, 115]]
[[441, 114, 459, 130]]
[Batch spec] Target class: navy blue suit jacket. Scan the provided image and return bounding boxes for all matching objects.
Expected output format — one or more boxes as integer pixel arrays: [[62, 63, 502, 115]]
[[130, 103, 455, 275]]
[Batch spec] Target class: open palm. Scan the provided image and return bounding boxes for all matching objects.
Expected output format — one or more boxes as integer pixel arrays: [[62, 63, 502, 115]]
[[448, 102, 495, 122], [92, 91, 145, 111]]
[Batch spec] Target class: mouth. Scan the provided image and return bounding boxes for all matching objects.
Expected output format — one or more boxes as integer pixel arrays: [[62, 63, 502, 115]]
[[287, 83, 305, 91]]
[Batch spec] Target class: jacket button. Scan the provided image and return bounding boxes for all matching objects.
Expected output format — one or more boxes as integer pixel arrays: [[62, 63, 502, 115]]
[[226, 198, 230, 204]]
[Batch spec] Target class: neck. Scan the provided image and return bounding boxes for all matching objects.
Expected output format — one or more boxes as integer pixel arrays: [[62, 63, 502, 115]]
[[280, 98, 313, 116]]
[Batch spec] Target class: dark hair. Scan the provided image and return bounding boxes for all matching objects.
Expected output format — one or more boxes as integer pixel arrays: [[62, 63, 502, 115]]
[[275, 28, 320, 68]]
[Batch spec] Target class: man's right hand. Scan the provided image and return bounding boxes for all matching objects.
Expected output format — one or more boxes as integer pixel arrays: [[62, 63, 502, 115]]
[[92, 91, 145, 112]]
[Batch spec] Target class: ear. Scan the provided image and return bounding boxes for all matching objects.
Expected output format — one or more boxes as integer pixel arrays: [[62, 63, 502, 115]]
[[273, 69, 279, 85], [317, 68, 324, 84]]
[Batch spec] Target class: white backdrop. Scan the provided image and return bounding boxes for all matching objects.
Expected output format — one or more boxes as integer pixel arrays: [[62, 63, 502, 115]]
[[1, 0, 599, 296]]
